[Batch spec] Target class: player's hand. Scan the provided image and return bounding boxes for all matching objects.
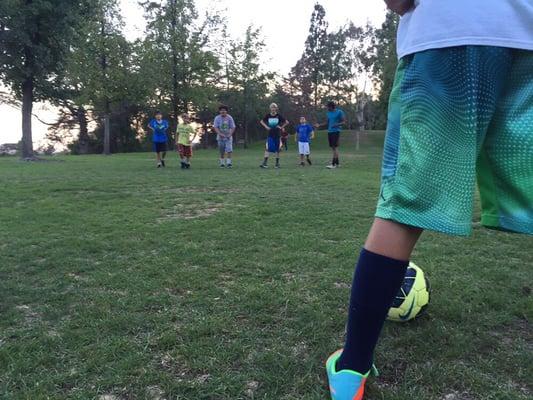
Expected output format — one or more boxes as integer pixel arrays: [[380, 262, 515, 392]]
[[384, 0, 415, 16]]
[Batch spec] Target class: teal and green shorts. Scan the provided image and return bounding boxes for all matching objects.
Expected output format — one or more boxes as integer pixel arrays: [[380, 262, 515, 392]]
[[376, 46, 533, 236]]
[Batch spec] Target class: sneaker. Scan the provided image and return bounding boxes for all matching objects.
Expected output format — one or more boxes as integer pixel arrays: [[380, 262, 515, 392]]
[[260, 164, 268, 169], [326, 164, 337, 169], [161, 160, 166, 167], [326, 350, 378, 400]]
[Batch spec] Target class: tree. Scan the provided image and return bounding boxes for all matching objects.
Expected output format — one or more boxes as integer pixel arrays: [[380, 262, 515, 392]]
[[141, 0, 221, 140], [368, 11, 399, 129], [221, 26, 272, 145], [0, 0, 91, 159], [48, 0, 147, 154], [290, 2, 329, 112]]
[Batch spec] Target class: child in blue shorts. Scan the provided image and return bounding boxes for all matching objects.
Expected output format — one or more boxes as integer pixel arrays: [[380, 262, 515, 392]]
[[259, 103, 289, 169]]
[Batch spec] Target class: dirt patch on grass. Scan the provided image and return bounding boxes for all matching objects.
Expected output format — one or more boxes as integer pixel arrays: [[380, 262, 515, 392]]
[[490, 319, 532, 349], [158, 203, 222, 222], [15, 305, 42, 325], [146, 386, 166, 400]]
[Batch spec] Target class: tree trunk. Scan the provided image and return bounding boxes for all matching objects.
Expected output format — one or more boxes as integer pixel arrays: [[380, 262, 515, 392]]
[[77, 106, 89, 154], [170, 0, 179, 147], [103, 111, 111, 155], [21, 76, 34, 159]]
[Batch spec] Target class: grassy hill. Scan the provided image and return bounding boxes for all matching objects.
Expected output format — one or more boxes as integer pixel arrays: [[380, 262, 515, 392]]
[[1, 131, 531, 399]]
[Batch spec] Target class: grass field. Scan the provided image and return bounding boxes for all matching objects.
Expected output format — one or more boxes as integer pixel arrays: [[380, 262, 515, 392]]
[[1, 131, 532, 400]]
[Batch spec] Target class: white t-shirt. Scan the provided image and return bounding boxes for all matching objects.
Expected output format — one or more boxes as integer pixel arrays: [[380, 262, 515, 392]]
[[397, 0, 533, 59]]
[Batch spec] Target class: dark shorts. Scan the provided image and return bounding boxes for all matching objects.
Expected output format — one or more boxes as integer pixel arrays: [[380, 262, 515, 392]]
[[178, 144, 192, 158], [153, 142, 167, 153], [266, 136, 281, 153], [328, 132, 340, 148]]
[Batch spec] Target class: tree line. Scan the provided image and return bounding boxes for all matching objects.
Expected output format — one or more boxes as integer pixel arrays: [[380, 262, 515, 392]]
[[0, 0, 399, 158]]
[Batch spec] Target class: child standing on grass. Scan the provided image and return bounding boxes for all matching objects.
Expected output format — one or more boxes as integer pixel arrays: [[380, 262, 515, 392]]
[[295, 116, 314, 166], [281, 127, 289, 151], [148, 111, 169, 168], [326, 1, 533, 400], [176, 113, 197, 169], [213, 105, 236, 168], [315, 100, 346, 169], [259, 103, 289, 169]]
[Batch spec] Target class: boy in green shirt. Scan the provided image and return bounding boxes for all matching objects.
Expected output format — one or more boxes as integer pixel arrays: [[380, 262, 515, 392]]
[[176, 113, 197, 169]]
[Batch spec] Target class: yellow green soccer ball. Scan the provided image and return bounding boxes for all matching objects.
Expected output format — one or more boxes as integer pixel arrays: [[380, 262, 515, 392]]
[[387, 262, 430, 322]]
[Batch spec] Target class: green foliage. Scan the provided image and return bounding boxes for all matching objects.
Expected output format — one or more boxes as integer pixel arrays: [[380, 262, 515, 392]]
[[0, 0, 94, 157], [219, 25, 273, 144], [141, 0, 221, 122], [0, 0, 90, 99], [368, 10, 399, 129]]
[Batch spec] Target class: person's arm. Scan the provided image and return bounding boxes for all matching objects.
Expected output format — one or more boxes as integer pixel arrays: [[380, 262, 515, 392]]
[[384, 0, 415, 15], [314, 120, 325, 129], [333, 113, 346, 128], [213, 118, 223, 138], [191, 127, 198, 144], [228, 116, 236, 138], [310, 127, 316, 140], [260, 117, 270, 131], [278, 115, 289, 130], [147, 121, 154, 132]]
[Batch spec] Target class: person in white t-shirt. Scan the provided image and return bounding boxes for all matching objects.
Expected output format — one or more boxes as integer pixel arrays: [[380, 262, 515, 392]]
[[326, 1, 533, 399]]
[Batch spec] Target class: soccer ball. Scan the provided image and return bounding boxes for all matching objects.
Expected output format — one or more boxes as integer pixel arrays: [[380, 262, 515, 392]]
[[387, 262, 430, 322]]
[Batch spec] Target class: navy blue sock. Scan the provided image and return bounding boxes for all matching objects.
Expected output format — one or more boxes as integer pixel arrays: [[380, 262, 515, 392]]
[[336, 248, 408, 374]]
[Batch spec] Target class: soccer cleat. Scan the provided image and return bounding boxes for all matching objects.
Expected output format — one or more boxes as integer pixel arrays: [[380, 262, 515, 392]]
[[300, 162, 305, 167], [260, 164, 268, 169], [326, 350, 377, 400], [326, 164, 337, 169], [161, 160, 166, 167], [275, 165, 281, 169], [180, 162, 186, 169], [220, 163, 226, 168], [227, 164, 233, 169], [186, 163, 191, 169], [157, 163, 162, 168], [307, 158, 312, 165]]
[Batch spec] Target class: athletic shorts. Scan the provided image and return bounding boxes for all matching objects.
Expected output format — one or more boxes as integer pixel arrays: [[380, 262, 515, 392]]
[[328, 132, 340, 148], [376, 46, 533, 236], [177, 144, 192, 158], [298, 142, 310, 155], [153, 142, 167, 153], [218, 137, 233, 154], [266, 136, 281, 153]]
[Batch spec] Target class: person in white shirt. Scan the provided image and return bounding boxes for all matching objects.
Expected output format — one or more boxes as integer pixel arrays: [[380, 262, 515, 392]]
[[326, 1, 533, 399]]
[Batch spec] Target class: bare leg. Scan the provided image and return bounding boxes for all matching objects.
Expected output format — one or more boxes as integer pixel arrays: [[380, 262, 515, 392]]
[[365, 217, 423, 260]]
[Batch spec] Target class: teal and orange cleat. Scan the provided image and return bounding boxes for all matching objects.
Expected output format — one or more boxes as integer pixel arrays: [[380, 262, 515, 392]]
[[326, 350, 378, 400]]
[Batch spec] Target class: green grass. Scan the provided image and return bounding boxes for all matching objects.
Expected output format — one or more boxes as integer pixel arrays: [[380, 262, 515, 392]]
[[1, 131, 531, 400]]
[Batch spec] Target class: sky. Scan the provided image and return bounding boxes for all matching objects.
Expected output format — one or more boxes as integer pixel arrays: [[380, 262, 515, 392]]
[[0, 0, 387, 146]]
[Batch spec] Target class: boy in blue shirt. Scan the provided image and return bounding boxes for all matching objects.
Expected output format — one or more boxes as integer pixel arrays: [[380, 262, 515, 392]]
[[315, 101, 346, 169], [295, 116, 315, 166], [148, 111, 169, 168]]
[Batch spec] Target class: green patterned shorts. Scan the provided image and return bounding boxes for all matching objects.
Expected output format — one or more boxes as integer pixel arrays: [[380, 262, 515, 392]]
[[376, 46, 533, 236]]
